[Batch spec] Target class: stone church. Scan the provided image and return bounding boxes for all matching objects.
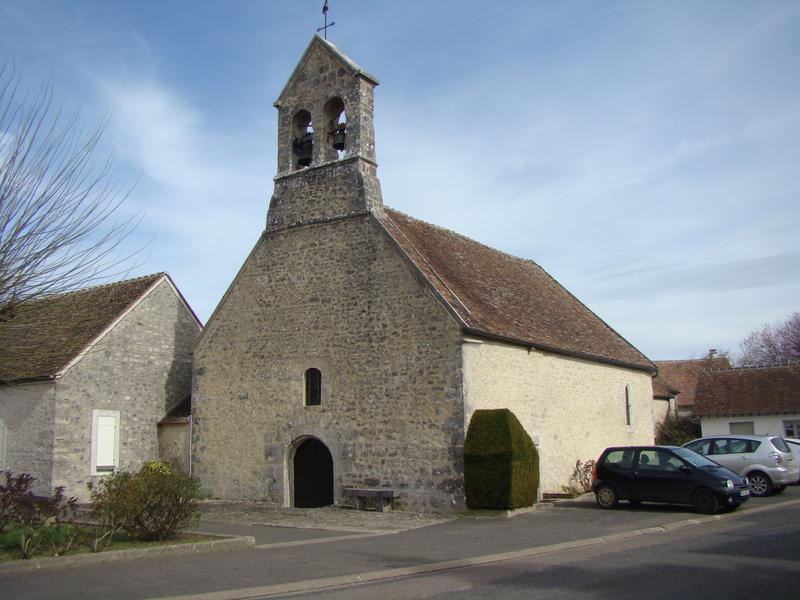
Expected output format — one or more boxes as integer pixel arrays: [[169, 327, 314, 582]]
[[191, 36, 657, 512]]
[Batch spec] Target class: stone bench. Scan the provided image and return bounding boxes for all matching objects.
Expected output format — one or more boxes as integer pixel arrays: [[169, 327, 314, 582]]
[[342, 487, 395, 512]]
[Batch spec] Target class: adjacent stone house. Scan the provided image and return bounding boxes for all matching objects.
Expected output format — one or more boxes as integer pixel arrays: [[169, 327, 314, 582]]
[[694, 364, 800, 437], [0, 273, 201, 499], [191, 36, 657, 512], [654, 351, 732, 416]]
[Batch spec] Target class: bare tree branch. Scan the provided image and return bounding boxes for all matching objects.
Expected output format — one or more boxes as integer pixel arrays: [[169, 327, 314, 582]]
[[0, 59, 141, 323], [737, 311, 800, 366]]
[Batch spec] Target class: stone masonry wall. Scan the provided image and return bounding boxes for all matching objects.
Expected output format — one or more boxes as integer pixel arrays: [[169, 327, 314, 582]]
[[52, 279, 200, 500], [0, 382, 56, 495], [462, 338, 655, 495], [192, 214, 466, 512]]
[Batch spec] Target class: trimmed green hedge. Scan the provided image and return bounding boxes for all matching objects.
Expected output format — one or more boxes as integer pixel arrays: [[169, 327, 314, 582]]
[[464, 409, 539, 509]]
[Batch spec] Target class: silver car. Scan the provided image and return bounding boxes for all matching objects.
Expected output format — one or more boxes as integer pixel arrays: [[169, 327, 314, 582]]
[[683, 435, 799, 496]]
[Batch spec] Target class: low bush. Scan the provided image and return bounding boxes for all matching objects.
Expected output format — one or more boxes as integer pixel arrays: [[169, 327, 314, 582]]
[[656, 413, 701, 446], [0, 470, 78, 558], [561, 458, 596, 496], [88, 461, 200, 544]]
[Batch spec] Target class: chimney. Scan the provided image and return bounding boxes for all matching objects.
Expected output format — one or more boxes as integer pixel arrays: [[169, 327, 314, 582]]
[[708, 348, 718, 359]]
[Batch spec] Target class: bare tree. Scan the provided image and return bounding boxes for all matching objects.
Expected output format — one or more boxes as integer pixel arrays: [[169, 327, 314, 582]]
[[0, 60, 138, 322], [737, 312, 800, 366]]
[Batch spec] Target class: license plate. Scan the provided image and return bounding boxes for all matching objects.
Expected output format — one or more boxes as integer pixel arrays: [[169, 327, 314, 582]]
[[740, 490, 750, 496]]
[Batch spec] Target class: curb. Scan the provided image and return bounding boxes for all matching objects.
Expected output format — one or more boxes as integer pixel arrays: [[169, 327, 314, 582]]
[[153, 497, 800, 600], [0, 534, 256, 575]]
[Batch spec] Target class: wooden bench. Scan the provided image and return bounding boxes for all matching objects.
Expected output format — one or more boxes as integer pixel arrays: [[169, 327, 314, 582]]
[[342, 487, 395, 512]]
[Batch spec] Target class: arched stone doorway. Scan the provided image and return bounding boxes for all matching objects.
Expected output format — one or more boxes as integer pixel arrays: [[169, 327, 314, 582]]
[[293, 437, 334, 508]]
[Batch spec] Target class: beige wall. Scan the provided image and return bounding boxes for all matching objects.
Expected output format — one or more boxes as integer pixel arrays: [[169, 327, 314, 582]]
[[700, 414, 800, 437], [653, 398, 673, 425], [461, 338, 655, 495], [158, 418, 191, 473]]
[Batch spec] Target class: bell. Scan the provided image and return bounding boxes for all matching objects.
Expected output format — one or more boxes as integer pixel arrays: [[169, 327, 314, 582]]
[[293, 133, 313, 167], [332, 128, 346, 151]]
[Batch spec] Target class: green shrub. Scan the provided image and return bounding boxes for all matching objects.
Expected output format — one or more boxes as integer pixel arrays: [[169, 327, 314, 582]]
[[88, 461, 200, 544], [655, 413, 701, 446], [464, 409, 539, 509]]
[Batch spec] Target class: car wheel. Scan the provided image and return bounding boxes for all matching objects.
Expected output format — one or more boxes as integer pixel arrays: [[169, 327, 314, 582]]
[[595, 484, 618, 509], [773, 485, 786, 494], [747, 471, 774, 497], [692, 488, 719, 515]]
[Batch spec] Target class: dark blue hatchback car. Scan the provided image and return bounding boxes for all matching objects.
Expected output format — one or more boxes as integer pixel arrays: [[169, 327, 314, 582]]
[[592, 445, 750, 514]]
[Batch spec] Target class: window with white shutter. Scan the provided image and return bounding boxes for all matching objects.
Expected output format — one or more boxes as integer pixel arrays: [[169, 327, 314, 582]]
[[91, 410, 120, 475]]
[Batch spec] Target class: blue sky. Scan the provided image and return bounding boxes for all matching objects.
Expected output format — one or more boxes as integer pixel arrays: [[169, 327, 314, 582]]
[[2, 1, 798, 360]]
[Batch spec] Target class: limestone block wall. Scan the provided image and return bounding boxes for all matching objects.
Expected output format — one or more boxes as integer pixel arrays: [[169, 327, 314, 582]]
[[0, 382, 56, 495], [52, 279, 200, 500], [461, 338, 655, 495], [193, 214, 465, 512], [158, 418, 191, 473]]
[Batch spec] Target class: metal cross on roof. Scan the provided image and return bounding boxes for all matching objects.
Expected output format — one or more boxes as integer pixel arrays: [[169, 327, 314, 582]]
[[317, 1, 336, 39]]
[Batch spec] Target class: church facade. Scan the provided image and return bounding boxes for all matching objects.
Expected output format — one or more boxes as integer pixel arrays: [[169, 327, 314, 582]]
[[191, 36, 656, 512]]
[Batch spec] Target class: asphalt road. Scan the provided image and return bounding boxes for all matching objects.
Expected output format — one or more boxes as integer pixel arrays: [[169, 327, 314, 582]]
[[293, 505, 800, 600], [2, 489, 799, 599]]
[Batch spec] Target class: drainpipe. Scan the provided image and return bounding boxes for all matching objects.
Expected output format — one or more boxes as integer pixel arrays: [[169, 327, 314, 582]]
[[188, 415, 193, 477]]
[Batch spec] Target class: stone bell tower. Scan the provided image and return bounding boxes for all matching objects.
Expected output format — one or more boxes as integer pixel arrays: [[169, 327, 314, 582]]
[[267, 35, 384, 231]]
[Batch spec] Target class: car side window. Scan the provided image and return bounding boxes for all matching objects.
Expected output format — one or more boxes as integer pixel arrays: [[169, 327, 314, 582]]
[[685, 440, 711, 455], [749, 441, 762, 452], [711, 440, 731, 455], [728, 439, 750, 454], [603, 449, 634, 469], [638, 449, 683, 472]]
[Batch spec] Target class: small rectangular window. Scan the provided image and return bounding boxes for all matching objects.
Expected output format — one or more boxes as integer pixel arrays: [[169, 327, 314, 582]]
[[91, 409, 120, 475], [729, 421, 754, 435], [783, 420, 800, 438]]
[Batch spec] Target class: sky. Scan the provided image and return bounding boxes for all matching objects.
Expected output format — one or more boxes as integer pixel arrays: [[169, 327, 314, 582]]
[[1, 0, 798, 361]]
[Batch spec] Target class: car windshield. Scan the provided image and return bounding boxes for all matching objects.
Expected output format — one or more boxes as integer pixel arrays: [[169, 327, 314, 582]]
[[672, 447, 721, 468]]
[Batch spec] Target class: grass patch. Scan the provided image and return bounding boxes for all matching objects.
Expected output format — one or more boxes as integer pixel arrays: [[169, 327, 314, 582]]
[[0, 525, 215, 562]]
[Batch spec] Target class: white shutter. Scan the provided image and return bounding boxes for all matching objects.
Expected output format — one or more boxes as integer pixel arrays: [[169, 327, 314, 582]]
[[91, 409, 120, 475], [96, 416, 117, 470]]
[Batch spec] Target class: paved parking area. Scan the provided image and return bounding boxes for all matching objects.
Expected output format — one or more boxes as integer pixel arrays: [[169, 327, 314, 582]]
[[198, 499, 456, 533]]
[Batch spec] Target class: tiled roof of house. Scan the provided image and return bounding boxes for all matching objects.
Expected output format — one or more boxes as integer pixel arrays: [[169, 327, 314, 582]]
[[0, 273, 166, 382], [381, 208, 655, 373], [652, 372, 680, 399], [654, 356, 732, 410], [694, 364, 800, 416]]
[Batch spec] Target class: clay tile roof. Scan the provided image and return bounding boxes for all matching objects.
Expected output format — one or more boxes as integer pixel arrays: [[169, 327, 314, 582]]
[[0, 273, 165, 382], [654, 357, 732, 410], [694, 364, 800, 416], [381, 208, 654, 373], [652, 373, 680, 399]]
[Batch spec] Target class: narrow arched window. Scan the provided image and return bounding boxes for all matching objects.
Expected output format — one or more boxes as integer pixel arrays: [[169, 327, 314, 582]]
[[305, 368, 322, 406], [323, 97, 346, 161], [624, 384, 632, 426], [292, 110, 314, 169]]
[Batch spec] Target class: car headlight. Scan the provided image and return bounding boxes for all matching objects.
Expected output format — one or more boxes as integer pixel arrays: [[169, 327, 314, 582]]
[[724, 480, 734, 489]]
